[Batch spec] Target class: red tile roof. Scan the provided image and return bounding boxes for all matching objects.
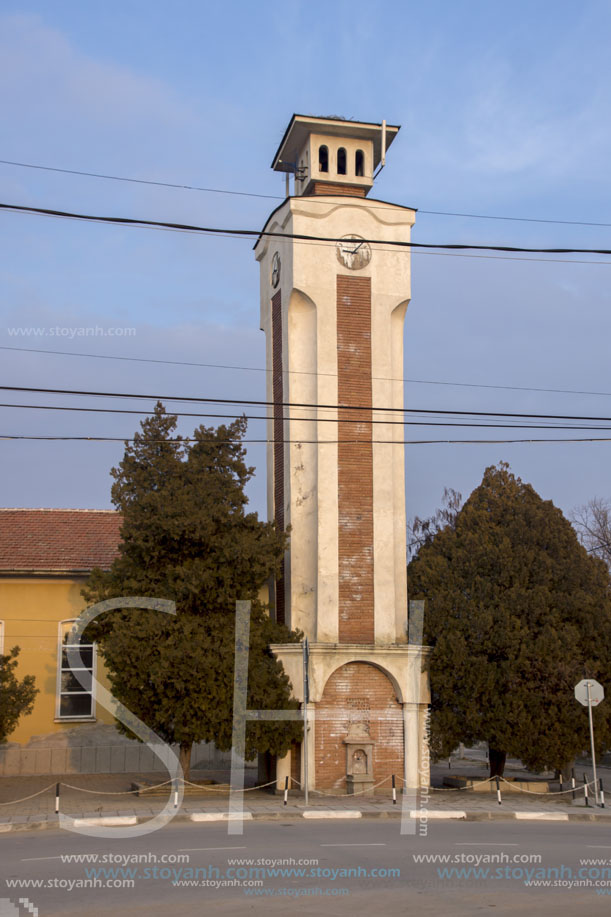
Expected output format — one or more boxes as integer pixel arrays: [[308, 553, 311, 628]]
[[0, 509, 122, 573]]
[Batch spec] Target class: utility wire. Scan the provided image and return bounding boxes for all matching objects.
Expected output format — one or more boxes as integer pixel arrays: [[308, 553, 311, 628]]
[[3, 201, 611, 256], [3, 434, 611, 445], [6, 384, 611, 423], [3, 401, 611, 430], [0, 159, 281, 200], [3, 201, 608, 265], [2, 157, 611, 228], [3, 344, 611, 400], [412, 250, 611, 265]]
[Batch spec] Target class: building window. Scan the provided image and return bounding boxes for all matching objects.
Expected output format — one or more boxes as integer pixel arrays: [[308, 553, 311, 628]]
[[56, 620, 95, 719], [337, 147, 347, 175], [355, 149, 365, 177], [319, 145, 329, 173]]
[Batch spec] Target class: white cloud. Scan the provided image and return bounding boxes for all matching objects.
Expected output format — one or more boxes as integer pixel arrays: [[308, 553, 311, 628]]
[[0, 13, 194, 127]]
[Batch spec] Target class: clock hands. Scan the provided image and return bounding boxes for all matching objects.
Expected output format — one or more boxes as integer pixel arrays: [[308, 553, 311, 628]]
[[336, 235, 371, 269]]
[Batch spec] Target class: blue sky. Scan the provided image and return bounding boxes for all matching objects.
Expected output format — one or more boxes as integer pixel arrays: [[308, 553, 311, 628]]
[[2, 1, 611, 525]]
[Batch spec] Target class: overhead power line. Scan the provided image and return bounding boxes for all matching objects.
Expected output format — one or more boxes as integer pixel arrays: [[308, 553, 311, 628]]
[[6, 383, 611, 424], [0, 159, 280, 201], [2, 434, 611, 446], [2, 201, 608, 265], [4, 344, 611, 400], [2, 157, 611, 228], [3, 201, 611, 257], [4, 401, 611, 430]]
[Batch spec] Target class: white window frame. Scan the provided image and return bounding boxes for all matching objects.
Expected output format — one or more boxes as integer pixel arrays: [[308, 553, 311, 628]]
[[55, 619, 97, 721]]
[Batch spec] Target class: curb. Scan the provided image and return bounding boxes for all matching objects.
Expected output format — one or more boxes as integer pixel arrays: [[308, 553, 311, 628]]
[[2, 808, 611, 833], [414, 811, 466, 819], [72, 816, 139, 827], [302, 810, 362, 819], [190, 812, 253, 823]]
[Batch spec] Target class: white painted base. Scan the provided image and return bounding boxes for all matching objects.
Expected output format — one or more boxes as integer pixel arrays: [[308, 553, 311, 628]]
[[72, 816, 138, 827], [190, 812, 253, 822], [302, 810, 362, 819]]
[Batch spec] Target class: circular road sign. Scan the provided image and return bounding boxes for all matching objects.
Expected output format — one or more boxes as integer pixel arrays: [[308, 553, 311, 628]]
[[574, 679, 605, 707]]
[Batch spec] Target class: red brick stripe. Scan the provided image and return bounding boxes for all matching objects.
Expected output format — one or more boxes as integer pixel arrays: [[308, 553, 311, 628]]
[[305, 181, 367, 198], [337, 275, 374, 643], [315, 663, 404, 791]]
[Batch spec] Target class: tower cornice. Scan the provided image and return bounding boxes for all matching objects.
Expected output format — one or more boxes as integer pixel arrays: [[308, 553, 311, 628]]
[[254, 196, 417, 256]]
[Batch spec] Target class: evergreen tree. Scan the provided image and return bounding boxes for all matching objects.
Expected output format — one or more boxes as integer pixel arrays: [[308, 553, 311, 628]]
[[83, 403, 301, 779], [0, 647, 38, 742], [408, 463, 611, 777]]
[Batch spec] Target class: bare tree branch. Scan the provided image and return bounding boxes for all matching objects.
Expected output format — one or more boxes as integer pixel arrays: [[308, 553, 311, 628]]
[[408, 487, 462, 562], [571, 497, 611, 569]]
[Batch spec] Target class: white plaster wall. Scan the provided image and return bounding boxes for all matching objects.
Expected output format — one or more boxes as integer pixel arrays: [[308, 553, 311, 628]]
[[256, 196, 415, 643], [270, 643, 430, 705], [300, 133, 374, 192], [287, 288, 318, 638]]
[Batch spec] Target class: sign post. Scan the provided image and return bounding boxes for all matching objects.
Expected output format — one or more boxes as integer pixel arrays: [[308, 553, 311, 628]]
[[574, 678, 604, 806], [303, 638, 309, 807]]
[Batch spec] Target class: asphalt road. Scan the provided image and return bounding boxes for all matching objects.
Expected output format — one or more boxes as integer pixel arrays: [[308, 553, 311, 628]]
[[2, 819, 611, 916]]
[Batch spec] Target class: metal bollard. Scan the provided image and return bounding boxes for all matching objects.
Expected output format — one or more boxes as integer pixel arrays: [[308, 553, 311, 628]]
[[571, 768, 576, 801], [495, 775, 502, 806], [600, 778, 605, 809], [55, 782, 60, 815], [392, 774, 397, 805], [583, 774, 589, 807], [283, 775, 289, 806], [174, 777, 179, 809], [559, 773, 564, 794]]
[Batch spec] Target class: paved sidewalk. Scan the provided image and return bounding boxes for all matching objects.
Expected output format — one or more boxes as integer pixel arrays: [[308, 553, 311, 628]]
[[1, 768, 610, 832]]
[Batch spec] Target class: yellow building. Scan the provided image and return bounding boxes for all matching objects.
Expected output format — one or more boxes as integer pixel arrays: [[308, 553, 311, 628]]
[[0, 509, 120, 774], [0, 508, 230, 776]]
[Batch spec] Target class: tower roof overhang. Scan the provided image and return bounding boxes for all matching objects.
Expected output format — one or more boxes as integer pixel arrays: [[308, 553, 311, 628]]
[[271, 114, 400, 173]]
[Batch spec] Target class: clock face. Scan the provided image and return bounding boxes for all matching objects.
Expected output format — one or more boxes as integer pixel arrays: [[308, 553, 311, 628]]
[[271, 252, 281, 288], [336, 234, 372, 271]]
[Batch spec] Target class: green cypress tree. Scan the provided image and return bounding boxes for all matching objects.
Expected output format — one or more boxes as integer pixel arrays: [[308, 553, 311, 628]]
[[83, 403, 301, 779], [408, 463, 611, 777]]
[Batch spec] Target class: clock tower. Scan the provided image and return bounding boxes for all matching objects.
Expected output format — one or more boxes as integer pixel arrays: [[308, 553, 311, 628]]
[[255, 115, 429, 794]]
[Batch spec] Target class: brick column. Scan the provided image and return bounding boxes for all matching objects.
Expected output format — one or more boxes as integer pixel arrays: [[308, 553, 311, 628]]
[[336, 275, 374, 643]]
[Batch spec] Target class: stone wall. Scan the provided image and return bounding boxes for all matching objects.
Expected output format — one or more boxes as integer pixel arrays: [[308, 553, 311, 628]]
[[0, 724, 235, 776]]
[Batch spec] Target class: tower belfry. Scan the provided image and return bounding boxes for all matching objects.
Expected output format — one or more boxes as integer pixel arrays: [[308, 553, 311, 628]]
[[255, 114, 429, 793], [272, 113, 399, 198]]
